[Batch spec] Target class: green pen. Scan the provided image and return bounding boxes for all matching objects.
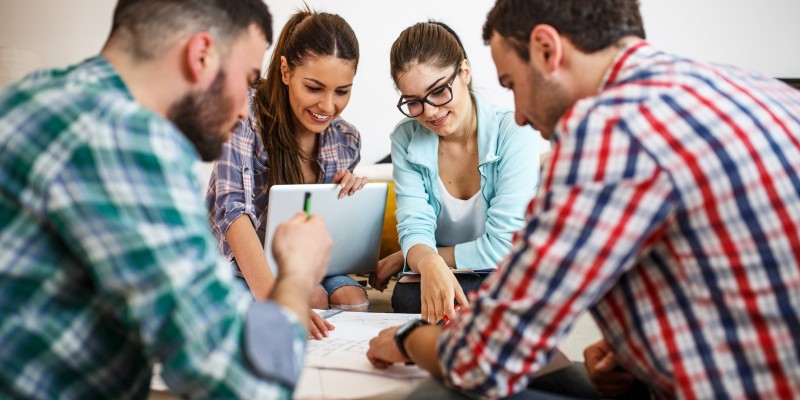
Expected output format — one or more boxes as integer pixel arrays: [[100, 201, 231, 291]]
[[303, 191, 312, 217]]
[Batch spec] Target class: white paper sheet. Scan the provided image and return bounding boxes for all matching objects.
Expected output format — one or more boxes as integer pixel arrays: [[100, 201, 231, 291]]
[[303, 312, 427, 379]]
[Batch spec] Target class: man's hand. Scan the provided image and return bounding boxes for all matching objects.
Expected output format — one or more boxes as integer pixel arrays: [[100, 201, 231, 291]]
[[272, 212, 331, 284], [584, 339, 636, 398], [332, 169, 368, 199], [366, 326, 406, 369], [269, 213, 332, 330], [370, 250, 404, 291]]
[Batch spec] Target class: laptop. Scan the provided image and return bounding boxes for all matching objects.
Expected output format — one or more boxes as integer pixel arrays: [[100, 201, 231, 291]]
[[264, 183, 388, 277]]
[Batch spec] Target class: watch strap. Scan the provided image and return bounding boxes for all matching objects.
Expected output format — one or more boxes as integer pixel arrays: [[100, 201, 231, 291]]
[[394, 319, 429, 360]]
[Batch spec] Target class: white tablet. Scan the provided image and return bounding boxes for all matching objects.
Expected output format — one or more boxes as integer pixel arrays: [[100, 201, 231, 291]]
[[264, 183, 388, 277]]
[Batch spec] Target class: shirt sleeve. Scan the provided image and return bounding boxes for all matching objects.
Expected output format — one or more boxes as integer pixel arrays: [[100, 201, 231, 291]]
[[207, 118, 260, 243], [437, 110, 678, 398], [345, 123, 362, 172], [46, 117, 305, 398], [391, 127, 439, 260], [453, 118, 540, 269]]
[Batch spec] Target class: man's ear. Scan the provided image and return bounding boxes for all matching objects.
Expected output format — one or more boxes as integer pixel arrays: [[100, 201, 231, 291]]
[[280, 56, 290, 85], [529, 24, 563, 73], [185, 32, 219, 86]]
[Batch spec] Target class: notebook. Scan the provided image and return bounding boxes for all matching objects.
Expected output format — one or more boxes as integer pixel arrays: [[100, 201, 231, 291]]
[[264, 183, 388, 277]]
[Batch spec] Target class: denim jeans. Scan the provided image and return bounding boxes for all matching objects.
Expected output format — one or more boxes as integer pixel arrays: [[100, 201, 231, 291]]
[[320, 274, 367, 304], [391, 273, 486, 313]]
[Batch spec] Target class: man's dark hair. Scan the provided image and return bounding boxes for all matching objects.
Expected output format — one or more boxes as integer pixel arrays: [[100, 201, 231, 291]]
[[483, 0, 645, 60], [110, 0, 272, 60]]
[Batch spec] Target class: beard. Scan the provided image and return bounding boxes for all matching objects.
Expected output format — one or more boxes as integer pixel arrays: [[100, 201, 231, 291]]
[[528, 66, 572, 140], [167, 69, 235, 161]]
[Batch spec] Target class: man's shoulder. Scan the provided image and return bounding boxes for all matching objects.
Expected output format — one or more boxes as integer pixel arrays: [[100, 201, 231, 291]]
[[1, 62, 191, 178]]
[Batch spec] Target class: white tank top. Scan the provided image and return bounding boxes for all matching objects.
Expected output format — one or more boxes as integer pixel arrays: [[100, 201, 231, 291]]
[[435, 175, 486, 247]]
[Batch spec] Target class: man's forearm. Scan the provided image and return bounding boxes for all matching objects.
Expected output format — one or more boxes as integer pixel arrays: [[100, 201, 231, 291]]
[[269, 275, 315, 331], [405, 325, 445, 379]]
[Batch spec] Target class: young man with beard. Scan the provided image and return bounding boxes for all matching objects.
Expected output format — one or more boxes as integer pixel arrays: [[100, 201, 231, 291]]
[[0, 0, 333, 398], [367, 0, 800, 398]]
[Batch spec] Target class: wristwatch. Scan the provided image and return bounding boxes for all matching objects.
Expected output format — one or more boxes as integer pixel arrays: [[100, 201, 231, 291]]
[[394, 319, 429, 359]]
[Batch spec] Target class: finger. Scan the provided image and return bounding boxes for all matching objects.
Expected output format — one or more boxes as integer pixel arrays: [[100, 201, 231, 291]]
[[344, 174, 359, 196], [335, 170, 350, 198], [350, 176, 366, 195], [332, 169, 346, 184], [421, 298, 429, 323], [365, 346, 387, 369], [596, 352, 619, 372], [310, 311, 327, 331], [369, 272, 382, 291], [433, 294, 445, 323], [358, 177, 368, 190], [338, 172, 356, 198], [368, 356, 390, 369], [425, 297, 437, 324], [583, 342, 605, 363], [308, 321, 323, 340], [443, 292, 455, 319], [454, 285, 469, 308], [369, 273, 385, 291], [369, 273, 385, 292]]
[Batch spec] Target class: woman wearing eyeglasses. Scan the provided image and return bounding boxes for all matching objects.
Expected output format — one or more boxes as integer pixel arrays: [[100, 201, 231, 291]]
[[368, 21, 541, 323], [206, 9, 369, 339]]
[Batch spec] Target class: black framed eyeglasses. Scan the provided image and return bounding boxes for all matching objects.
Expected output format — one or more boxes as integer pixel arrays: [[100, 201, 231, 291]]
[[396, 65, 461, 118]]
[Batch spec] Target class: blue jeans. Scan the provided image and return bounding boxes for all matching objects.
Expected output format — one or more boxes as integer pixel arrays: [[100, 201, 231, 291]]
[[234, 272, 366, 306], [391, 273, 486, 313], [320, 274, 367, 304]]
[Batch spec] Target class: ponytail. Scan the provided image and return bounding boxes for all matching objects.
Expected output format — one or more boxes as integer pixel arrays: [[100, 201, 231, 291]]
[[254, 7, 359, 187]]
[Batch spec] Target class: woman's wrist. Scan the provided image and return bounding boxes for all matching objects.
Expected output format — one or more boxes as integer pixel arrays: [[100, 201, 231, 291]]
[[417, 253, 447, 274]]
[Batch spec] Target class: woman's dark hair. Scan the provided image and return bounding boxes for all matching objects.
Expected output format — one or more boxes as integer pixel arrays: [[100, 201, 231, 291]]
[[254, 8, 359, 186], [483, 0, 645, 60]]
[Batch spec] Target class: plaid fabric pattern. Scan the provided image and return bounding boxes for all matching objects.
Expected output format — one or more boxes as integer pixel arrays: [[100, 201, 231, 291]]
[[439, 42, 800, 399], [0, 57, 305, 399], [206, 91, 361, 259]]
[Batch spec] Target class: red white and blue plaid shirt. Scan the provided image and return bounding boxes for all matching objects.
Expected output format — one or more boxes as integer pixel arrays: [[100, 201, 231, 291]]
[[439, 42, 800, 399]]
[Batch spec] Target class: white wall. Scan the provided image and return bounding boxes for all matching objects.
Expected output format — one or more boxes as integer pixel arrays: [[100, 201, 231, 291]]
[[2, 0, 799, 165]]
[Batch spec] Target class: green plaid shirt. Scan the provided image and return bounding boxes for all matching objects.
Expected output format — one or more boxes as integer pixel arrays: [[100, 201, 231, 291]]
[[0, 57, 305, 399]]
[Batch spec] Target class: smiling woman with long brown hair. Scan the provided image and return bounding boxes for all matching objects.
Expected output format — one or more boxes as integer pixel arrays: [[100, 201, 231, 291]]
[[206, 8, 369, 339]]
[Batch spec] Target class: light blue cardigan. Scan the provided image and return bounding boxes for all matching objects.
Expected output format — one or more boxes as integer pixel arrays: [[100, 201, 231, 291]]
[[391, 95, 541, 270]]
